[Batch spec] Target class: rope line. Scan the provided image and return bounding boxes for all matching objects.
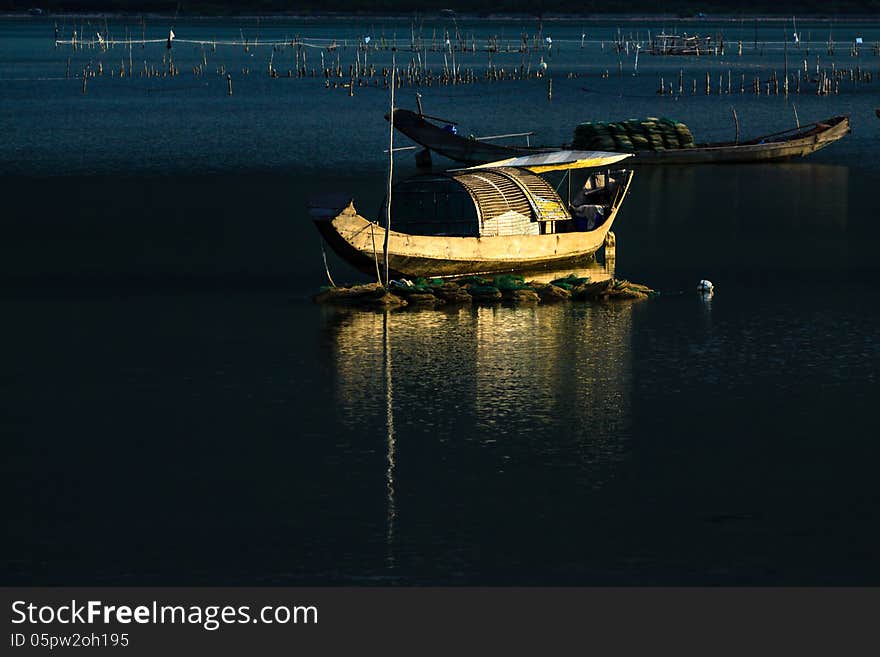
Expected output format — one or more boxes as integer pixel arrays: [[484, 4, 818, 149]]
[[319, 238, 336, 288]]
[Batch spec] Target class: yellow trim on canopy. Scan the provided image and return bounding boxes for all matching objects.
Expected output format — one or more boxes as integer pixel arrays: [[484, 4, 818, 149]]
[[458, 150, 632, 173]]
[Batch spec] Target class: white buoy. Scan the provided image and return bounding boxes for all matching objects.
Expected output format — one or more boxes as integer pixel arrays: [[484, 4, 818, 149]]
[[697, 279, 714, 294]]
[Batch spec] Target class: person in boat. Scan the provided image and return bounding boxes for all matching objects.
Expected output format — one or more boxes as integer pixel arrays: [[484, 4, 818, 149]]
[[572, 204, 605, 231]]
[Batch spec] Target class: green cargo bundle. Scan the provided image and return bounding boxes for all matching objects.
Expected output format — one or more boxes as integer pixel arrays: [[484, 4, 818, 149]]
[[572, 117, 696, 153]]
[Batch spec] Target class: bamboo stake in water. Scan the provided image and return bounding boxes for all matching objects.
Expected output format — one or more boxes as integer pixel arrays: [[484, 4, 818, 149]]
[[732, 107, 740, 143]]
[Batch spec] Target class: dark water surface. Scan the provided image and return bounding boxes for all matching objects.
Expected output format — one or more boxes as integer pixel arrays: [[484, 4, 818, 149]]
[[2, 16, 879, 585]]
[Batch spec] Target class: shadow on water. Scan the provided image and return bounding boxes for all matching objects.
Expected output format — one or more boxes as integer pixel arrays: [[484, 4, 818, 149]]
[[611, 161, 878, 291]]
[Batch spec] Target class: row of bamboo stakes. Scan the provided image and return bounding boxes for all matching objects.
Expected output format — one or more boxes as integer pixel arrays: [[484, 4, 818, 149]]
[[68, 47, 879, 101], [658, 63, 874, 97], [55, 20, 880, 58], [54, 25, 880, 98]]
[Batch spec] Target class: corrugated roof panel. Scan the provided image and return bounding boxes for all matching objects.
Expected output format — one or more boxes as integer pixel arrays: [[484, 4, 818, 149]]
[[498, 167, 571, 223]]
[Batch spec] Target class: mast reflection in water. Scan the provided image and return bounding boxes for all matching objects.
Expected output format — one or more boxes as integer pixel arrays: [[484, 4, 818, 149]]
[[323, 260, 637, 578]]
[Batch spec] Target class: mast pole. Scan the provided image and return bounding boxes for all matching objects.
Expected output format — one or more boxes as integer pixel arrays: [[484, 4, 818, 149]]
[[383, 51, 396, 287]]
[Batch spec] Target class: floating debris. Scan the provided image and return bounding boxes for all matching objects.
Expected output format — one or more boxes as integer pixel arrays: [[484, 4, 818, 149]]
[[314, 275, 656, 310]]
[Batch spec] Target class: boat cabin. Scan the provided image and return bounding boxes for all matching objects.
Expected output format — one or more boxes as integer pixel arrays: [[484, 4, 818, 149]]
[[381, 167, 619, 238]]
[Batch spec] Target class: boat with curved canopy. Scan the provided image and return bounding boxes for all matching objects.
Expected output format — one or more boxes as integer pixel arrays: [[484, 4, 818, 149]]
[[310, 151, 633, 278]]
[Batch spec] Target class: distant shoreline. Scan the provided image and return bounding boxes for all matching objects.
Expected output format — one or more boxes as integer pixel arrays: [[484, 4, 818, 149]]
[[0, 12, 873, 22]]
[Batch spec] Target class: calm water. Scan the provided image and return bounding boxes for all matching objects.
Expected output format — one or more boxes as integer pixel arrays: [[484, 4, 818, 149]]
[[1, 15, 879, 585]]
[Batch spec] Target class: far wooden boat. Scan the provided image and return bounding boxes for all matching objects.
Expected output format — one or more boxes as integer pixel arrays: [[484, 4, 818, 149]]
[[389, 109, 850, 166], [310, 151, 633, 278], [648, 33, 716, 56]]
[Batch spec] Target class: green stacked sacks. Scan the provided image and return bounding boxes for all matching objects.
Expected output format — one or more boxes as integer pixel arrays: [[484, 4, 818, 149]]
[[587, 122, 616, 151], [571, 117, 695, 153], [598, 135, 617, 150], [572, 121, 598, 150], [579, 122, 615, 150], [614, 133, 635, 151], [592, 123, 612, 138], [648, 132, 666, 151], [659, 120, 679, 149], [466, 284, 502, 301], [456, 275, 501, 301], [640, 117, 659, 131], [605, 122, 631, 151], [573, 121, 596, 137], [549, 273, 591, 290], [638, 117, 664, 151], [496, 275, 537, 303], [674, 121, 696, 148], [493, 274, 533, 292], [629, 132, 650, 150]]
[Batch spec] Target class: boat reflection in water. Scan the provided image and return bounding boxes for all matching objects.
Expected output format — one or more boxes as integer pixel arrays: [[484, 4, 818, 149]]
[[322, 257, 636, 571]]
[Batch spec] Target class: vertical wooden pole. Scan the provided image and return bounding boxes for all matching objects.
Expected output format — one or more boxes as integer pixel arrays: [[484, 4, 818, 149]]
[[784, 38, 789, 97], [383, 52, 396, 287], [732, 107, 740, 144]]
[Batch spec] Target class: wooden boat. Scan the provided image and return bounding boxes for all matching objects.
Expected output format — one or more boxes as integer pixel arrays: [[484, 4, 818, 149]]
[[310, 151, 633, 279], [390, 109, 850, 166], [649, 34, 715, 56], [390, 108, 556, 165]]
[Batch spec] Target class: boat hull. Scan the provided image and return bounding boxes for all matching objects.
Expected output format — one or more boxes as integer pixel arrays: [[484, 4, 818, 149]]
[[392, 109, 850, 166], [314, 202, 621, 278], [630, 116, 851, 164]]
